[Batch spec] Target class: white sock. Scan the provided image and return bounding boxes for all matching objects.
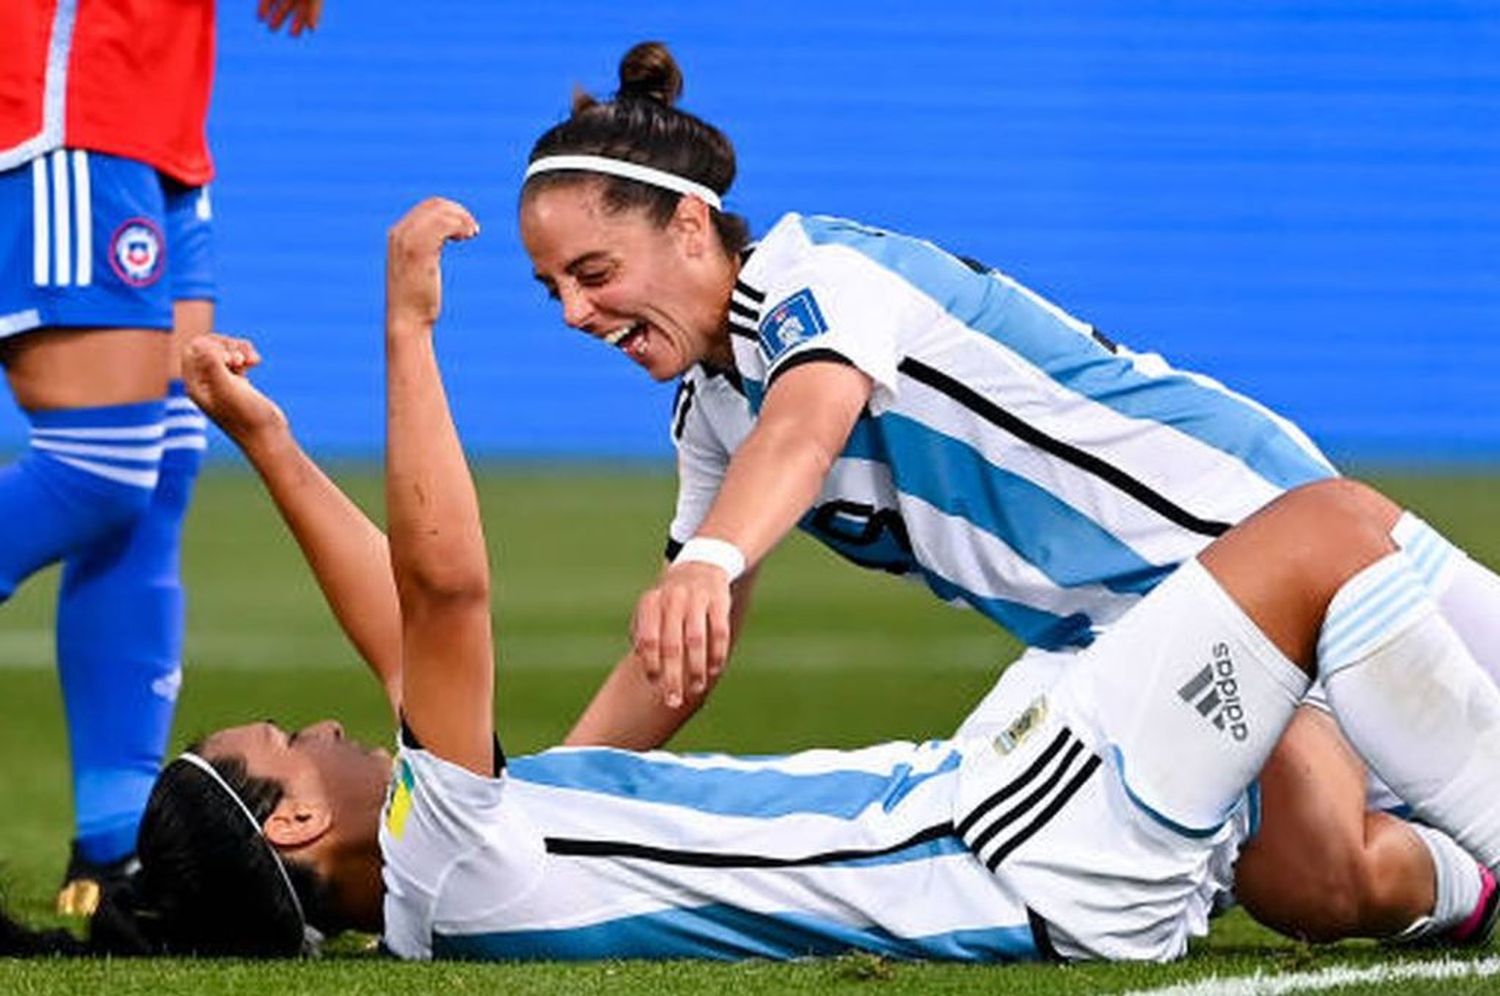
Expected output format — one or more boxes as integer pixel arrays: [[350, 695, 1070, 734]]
[[1410, 823, 1484, 934], [1393, 512, 1500, 688], [1320, 553, 1500, 868]]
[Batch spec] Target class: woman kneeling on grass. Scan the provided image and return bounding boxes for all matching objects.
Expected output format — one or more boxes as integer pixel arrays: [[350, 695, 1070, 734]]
[[5, 199, 1500, 961]]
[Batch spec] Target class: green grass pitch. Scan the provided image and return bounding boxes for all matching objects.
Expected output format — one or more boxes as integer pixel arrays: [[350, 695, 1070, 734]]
[[1, 467, 1497, 994]]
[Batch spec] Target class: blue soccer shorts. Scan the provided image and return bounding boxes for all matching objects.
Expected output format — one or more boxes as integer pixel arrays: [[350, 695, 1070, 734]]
[[0, 148, 215, 340]]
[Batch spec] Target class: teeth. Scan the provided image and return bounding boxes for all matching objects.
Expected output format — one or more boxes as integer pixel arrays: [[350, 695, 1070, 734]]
[[604, 322, 640, 346]]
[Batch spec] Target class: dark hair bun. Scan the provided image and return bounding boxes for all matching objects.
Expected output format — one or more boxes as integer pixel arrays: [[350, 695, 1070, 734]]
[[617, 41, 683, 106]]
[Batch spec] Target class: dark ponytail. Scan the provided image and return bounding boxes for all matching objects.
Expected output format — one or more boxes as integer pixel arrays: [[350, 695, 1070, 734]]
[[525, 40, 751, 255], [1, 753, 338, 958]]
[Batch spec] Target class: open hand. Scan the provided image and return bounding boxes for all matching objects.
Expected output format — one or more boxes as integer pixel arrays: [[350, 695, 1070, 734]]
[[631, 561, 734, 709]]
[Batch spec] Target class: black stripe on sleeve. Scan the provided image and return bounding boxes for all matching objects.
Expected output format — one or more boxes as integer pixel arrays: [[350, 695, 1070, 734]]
[[766, 348, 855, 390], [897, 358, 1231, 538], [664, 537, 684, 562], [727, 318, 759, 341], [734, 279, 766, 303], [729, 299, 758, 321], [543, 822, 954, 869]]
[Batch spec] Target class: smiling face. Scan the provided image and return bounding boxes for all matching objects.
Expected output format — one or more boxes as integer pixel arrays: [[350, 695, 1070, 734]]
[[519, 180, 739, 380]]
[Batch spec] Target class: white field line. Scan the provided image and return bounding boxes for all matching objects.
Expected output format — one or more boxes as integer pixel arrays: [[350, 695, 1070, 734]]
[[1120, 955, 1500, 996]]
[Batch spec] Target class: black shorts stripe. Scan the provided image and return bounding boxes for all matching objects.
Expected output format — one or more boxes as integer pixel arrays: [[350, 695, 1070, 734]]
[[985, 754, 1101, 871], [543, 821, 954, 869], [1027, 908, 1066, 963], [897, 357, 1231, 538], [734, 279, 766, 303], [966, 740, 1086, 857], [954, 728, 1072, 839]]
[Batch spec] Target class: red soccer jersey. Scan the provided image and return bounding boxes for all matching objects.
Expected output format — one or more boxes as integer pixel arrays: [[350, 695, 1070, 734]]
[[0, 0, 216, 185]]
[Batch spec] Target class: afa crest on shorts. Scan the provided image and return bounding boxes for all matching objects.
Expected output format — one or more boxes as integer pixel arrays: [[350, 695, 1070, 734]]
[[758, 288, 828, 361], [109, 217, 166, 287]]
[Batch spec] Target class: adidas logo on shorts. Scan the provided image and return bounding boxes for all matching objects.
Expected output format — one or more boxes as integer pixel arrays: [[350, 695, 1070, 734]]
[[1176, 642, 1250, 741]]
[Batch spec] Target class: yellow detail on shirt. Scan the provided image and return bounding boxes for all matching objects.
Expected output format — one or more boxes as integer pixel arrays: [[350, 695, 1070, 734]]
[[385, 757, 416, 839]]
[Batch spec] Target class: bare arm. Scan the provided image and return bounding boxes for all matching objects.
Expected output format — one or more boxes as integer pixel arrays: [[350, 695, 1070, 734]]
[[633, 361, 870, 708], [182, 335, 404, 713], [566, 566, 760, 748], [383, 198, 493, 775]]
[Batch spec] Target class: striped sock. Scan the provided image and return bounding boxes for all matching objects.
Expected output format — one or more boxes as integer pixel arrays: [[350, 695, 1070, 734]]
[[1393, 512, 1500, 689], [60, 381, 204, 864], [1321, 553, 1500, 868], [0, 399, 165, 599]]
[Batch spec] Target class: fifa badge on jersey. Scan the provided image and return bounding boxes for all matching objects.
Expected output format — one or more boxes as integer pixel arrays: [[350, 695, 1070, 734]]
[[109, 218, 166, 287], [758, 288, 828, 361], [993, 697, 1048, 756]]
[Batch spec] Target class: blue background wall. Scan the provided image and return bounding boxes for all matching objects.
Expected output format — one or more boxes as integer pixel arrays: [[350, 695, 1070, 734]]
[[7, 1, 1498, 461]]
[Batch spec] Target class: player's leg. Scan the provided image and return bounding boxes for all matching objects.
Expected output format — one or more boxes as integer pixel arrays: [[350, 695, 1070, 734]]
[[1197, 479, 1500, 876], [0, 149, 177, 912], [1032, 480, 1500, 947], [1390, 510, 1500, 685], [0, 151, 171, 595], [52, 176, 213, 914], [1236, 486, 1500, 948], [1234, 706, 1494, 944]]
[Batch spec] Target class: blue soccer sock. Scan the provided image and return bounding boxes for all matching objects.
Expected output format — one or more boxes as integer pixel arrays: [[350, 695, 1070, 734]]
[[59, 382, 206, 865], [0, 400, 166, 600]]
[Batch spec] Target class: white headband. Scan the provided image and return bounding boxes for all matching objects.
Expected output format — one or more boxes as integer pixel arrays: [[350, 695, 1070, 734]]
[[177, 751, 316, 950], [524, 154, 723, 211]]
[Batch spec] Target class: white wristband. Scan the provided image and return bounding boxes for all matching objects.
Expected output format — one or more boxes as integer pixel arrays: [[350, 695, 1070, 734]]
[[675, 537, 747, 581]]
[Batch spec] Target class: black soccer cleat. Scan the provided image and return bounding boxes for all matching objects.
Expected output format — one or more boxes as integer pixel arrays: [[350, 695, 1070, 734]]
[[55, 841, 141, 918]]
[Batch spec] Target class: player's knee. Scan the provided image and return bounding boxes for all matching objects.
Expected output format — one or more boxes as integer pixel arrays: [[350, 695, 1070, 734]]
[[1269, 481, 1399, 595], [1278, 479, 1391, 542]]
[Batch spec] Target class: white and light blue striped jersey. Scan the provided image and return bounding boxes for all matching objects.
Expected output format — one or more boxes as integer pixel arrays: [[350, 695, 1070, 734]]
[[668, 213, 1336, 650], [379, 738, 1048, 963]]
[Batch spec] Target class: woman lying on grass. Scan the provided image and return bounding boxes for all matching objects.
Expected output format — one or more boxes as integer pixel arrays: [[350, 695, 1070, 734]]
[[4, 198, 1499, 961]]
